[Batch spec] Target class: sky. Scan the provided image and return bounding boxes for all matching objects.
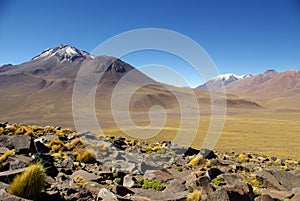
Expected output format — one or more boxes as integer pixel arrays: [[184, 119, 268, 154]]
[[0, 0, 299, 87]]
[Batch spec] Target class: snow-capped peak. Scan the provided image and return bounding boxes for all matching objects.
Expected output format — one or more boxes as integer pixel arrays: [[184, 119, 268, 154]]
[[32, 44, 92, 62]]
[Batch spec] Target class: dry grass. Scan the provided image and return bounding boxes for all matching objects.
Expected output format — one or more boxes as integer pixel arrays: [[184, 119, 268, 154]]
[[8, 163, 45, 199], [93, 109, 300, 160], [0, 149, 15, 163], [76, 149, 96, 163], [187, 190, 202, 201]]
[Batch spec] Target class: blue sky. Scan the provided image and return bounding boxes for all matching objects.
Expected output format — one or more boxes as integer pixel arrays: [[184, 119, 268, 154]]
[[0, 0, 299, 87]]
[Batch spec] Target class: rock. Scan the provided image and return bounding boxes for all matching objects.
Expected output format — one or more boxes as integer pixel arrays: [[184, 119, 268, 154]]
[[143, 169, 174, 182], [110, 160, 138, 174], [97, 188, 118, 201], [34, 140, 50, 153], [206, 168, 223, 180], [112, 185, 134, 196], [0, 167, 27, 183], [198, 176, 215, 194], [261, 189, 293, 200], [38, 191, 65, 201], [138, 160, 162, 174], [32, 153, 58, 177], [128, 195, 152, 201], [199, 149, 217, 159], [291, 194, 300, 201], [123, 175, 135, 188], [8, 156, 29, 170], [71, 170, 101, 182], [113, 138, 127, 150], [292, 187, 300, 194], [256, 170, 286, 191], [254, 195, 274, 201], [205, 183, 254, 201], [8, 135, 36, 155], [164, 179, 187, 193], [0, 181, 9, 189], [0, 189, 30, 201], [184, 147, 200, 156], [185, 173, 198, 191], [271, 170, 300, 190], [65, 189, 94, 201]]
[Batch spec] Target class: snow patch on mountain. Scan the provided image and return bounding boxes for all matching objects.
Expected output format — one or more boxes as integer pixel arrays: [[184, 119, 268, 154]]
[[196, 73, 254, 91], [32, 45, 92, 62]]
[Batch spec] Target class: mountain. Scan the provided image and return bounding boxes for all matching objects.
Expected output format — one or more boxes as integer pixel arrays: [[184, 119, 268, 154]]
[[224, 69, 300, 100], [0, 45, 187, 128], [196, 73, 253, 91]]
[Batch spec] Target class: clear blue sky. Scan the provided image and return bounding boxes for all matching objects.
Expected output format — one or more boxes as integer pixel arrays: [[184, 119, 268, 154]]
[[0, 0, 299, 87]]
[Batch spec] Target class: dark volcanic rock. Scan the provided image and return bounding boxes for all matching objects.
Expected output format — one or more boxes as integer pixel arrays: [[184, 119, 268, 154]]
[[32, 153, 58, 177], [205, 182, 254, 201], [8, 135, 36, 155], [206, 167, 223, 180]]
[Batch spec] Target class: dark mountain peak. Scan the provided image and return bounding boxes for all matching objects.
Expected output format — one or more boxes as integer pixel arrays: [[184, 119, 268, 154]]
[[264, 69, 278, 75], [0, 64, 14, 73], [91, 55, 129, 74], [32, 44, 92, 62]]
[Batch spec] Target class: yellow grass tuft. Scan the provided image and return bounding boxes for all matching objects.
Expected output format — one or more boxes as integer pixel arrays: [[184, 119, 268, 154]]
[[8, 163, 45, 199], [73, 175, 88, 188], [47, 138, 64, 148], [185, 155, 203, 168], [64, 138, 83, 150], [0, 149, 15, 164], [99, 142, 109, 151], [237, 154, 249, 162], [76, 149, 96, 163], [187, 190, 202, 201]]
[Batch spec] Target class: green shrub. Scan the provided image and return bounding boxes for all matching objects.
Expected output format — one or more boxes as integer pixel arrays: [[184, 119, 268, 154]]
[[211, 175, 225, 186], [8, 163, 45, 199], [141, 179, 165, 191], [175, 166, 183, 172]]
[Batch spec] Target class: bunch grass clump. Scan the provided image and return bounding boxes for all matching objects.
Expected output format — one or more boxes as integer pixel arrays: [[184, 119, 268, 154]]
[[0, 149, 15, 163], [187, 190, 202, 201], [8, 162, 45, 199], [76, 149, 96, 163]]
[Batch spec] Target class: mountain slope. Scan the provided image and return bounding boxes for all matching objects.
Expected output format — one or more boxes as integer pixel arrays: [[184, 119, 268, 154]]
[[224, 70, 300, 99]]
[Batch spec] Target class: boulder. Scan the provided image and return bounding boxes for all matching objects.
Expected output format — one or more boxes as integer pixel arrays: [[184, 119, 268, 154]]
[[71, 170, 101, 183], [0, 167, 27, 183], [198, 176, 215, 194], [254, 195, 274, 201], [205, 182, 254, 201], [143, 169, 174, 182], [0, 189, 30, 201], [206, 168, 223, 180], [199, 149, 217, 159], [112, 185, 134, 196], [123, 175, 135, 188], [97, 188, 117, 201], [261, 189, 293, 200], [8, 135, 36, 155]]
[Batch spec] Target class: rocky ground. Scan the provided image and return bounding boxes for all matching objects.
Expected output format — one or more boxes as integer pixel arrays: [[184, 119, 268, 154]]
[[0, 122, 299, 201]]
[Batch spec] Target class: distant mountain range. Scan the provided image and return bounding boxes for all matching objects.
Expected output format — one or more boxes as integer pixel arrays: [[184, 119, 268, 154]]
[[196, 69, 300, 100], [0, 44, 299, 127]]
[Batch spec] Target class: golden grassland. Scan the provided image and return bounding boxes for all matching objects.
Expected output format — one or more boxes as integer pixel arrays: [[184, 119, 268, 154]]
[[94, 110, 300, 160]]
